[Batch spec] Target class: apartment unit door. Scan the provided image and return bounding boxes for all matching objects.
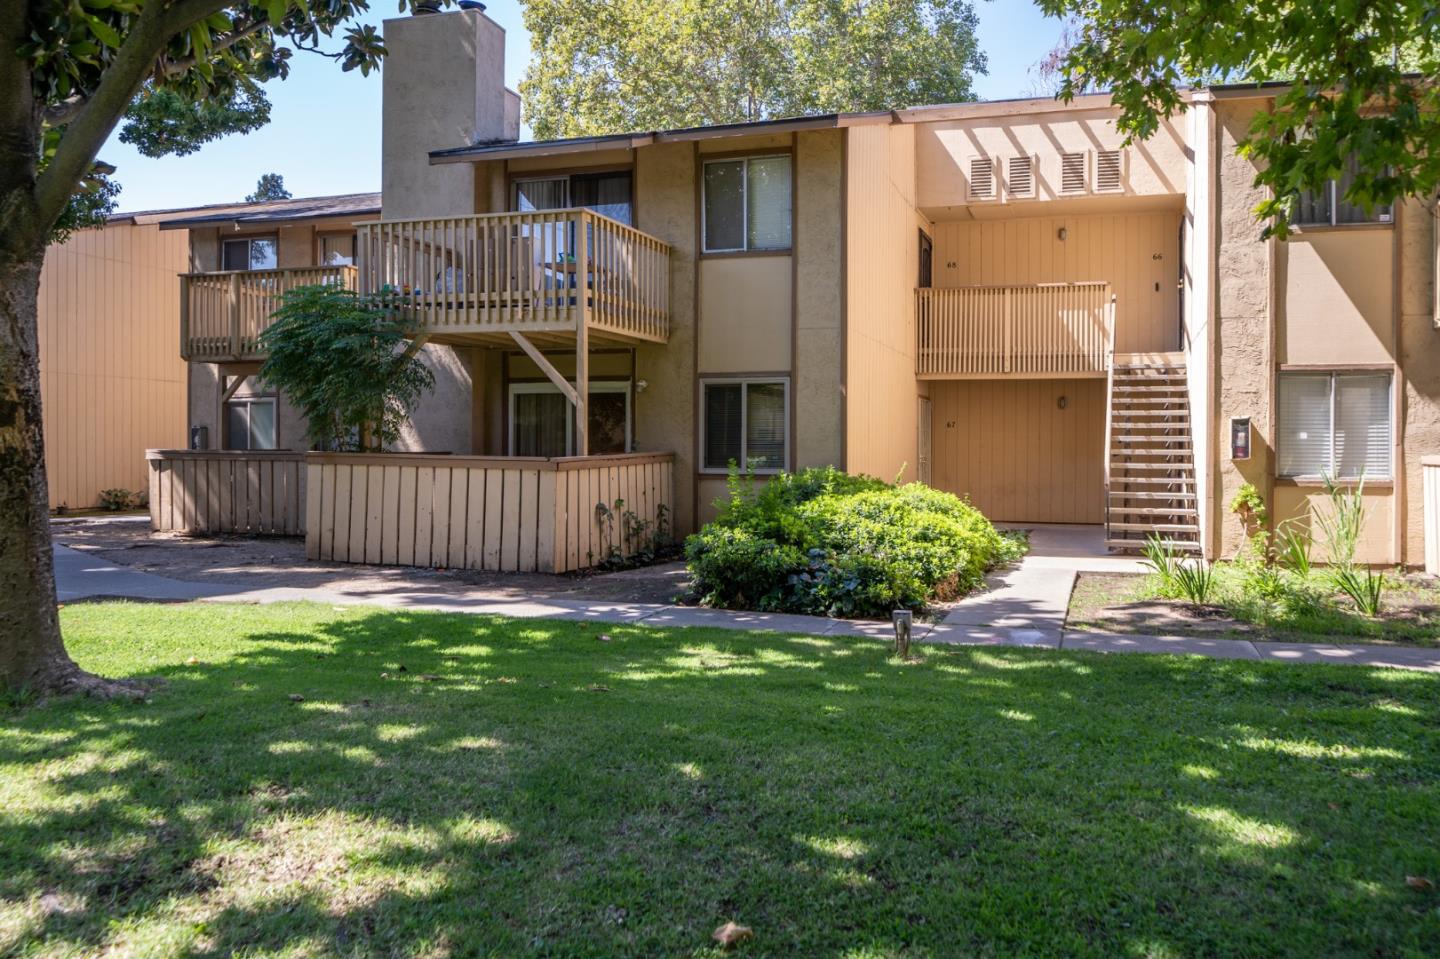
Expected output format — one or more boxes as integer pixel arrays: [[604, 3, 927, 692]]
[[929, 378, 1105, 524]]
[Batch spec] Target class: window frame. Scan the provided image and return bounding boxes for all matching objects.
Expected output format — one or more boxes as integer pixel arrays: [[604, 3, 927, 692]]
[[700, 153, 794, 255], [1276, 369, 1393, 482], [698, 376, 791, 474], [315, 230, 358, 267], [1292, 161, 1394, 229], [506, 380, 632, 457], [224, 395, 278, 451], [219, 233, 279, 272]]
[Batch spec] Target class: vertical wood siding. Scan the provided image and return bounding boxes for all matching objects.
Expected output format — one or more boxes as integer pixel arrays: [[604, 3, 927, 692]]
[[305, 452, 675, 573], [39, 223, 189, 508], [147, 450, 306, 535]]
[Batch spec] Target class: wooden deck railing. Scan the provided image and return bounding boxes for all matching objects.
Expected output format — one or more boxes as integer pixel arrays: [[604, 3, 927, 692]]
[[356, 209, 671, 343], [147, 450, 306, 535], [916, 282, 1115, 377], [305, 451, 675, 573], [181, 265, 357, 361]]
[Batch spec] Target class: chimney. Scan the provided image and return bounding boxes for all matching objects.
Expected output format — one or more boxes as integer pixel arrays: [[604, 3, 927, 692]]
[[381, 9, 519, 219]]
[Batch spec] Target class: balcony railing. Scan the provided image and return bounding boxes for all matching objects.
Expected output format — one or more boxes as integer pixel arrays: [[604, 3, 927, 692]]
[[916, 282, 1115, 377], [181, 265, 357, 361], [356, 209, 671, 345]]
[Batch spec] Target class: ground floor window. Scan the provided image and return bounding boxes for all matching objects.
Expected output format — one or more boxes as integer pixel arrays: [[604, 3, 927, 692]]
[[701, 378, 788, 472], [225, 397, 277, 450], [508, 382, 630, 457], [1277, 370, 1392, 480]]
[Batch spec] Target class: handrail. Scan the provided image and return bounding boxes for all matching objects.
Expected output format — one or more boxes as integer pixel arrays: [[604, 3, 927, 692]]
[[915, 282, 1113, 377], [1102, 293, 1116, 543]]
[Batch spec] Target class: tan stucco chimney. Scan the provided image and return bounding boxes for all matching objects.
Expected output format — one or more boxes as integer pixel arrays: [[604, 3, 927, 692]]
[[381, 9, 519, 219]]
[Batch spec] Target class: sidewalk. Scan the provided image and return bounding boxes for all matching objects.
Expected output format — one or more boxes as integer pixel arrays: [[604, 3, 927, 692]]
[[54, 544, 1440, 672]]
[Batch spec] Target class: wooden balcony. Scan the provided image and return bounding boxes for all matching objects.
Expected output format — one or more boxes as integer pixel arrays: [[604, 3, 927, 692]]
[[916, 282, 1115, 378], [356, 209, 672, 348], [181, 266, 357, 362]]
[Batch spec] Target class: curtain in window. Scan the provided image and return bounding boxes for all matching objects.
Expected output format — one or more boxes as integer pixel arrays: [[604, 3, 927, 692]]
[[321, 234, 356, 266], [572, 173, 633, 225], [746, 156, 792, 251], [514, 178, 568, 212], [703, 162, 745, 251], [1278, 374, 1332, 477], [514, 392, 569, 457], [1333, 374, 1391, 478], [745, 382, 786, 469], [704, 383, 743, 469]]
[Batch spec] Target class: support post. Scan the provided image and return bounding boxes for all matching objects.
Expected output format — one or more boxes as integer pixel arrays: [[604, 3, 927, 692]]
[[575, 212, 591, 456], [228, 272, 242, 358], [892, 609, 913, 659]]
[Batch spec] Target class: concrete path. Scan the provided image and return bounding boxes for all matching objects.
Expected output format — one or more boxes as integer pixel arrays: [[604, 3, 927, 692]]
[[53, 544, 1440, 672]]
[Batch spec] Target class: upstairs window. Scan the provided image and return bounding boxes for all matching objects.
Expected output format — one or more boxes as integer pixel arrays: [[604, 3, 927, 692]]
[[1278, 371, 1392, 480], [703, 156, 792, 253], [319, 233, 356, 266], [221, 236, 277, 271], [512, 172, 633, 225], [1294, 155, 1393, 227]]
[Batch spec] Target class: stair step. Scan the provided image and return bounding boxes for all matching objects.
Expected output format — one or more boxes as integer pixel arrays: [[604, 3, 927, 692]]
[[1110, 478, 1197, 486], [1106, 538, 1202, 552], [1111, 463, 1196, 472], [1115, 436, 1193, 444], [1114, 367, 1185, 374], [1108, 491, 1196, 500], [1113, 410, 1189, 417], [1109, 522, 1200, 533], [1114, 386, 1188, 394], [1109, 507, 1199, 517]]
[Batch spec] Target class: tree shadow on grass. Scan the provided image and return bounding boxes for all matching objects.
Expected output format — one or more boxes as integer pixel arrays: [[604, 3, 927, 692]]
[[2, 603, 1439, 957]]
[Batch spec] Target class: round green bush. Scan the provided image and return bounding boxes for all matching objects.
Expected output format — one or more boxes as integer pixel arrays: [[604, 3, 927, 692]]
[[687, 467, 1020, 618]]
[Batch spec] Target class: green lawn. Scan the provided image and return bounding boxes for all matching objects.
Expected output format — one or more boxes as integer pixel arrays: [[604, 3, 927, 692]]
[[3, 603, 1439, 958]]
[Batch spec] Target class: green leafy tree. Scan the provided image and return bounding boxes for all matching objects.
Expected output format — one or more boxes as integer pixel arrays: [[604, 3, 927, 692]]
[[246, 171, 291, 202], [1036, 0, 1440, 235], [521, 0, 987, 139], [121, 78, 272, 158], [1, 0, 399, 697], [258, 286, 434, 454]]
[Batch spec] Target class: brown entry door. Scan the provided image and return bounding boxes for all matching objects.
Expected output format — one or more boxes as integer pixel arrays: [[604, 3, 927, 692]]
[[928, 378, 1105, 524]]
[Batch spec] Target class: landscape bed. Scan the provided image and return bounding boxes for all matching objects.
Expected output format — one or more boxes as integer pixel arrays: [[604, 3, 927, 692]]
[[2, 602, 1437, 957]]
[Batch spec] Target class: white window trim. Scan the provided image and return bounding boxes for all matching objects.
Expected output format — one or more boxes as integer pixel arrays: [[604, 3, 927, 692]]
[[225, 396, 277, 451], [701, 155, 792, 254], [698, 376, 791, 474], [1278, 370, 1393, 481], [507, 380, 631, 456]]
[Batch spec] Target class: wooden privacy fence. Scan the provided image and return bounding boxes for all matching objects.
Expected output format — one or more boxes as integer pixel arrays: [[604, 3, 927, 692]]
[[180, 265, 358, 361], [147, 450, 306, 535], [916, 282, 1114, 377], [306, 451, 675, 573], [355, 209, 672, 343]]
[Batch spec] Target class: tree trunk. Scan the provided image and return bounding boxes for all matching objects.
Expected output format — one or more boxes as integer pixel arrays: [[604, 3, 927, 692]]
[[0, 244, 142, 698]]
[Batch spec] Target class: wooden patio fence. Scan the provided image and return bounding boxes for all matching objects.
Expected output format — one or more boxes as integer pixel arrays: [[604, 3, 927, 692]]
[[147, 449, 306, 535], [305, 451, 675, 573]]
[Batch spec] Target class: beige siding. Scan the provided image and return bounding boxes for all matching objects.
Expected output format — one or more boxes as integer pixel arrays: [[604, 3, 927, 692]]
[[38, 222, 189, 508], [930, 210, 1182, 354], [930, 378, 1105, 524], [845, 123, 926, 482]]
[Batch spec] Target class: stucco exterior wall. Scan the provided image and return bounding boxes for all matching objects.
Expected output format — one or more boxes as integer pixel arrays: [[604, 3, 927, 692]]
[[1399, 199, 1440, 565], [1213, 99, 1275, 558], [793, 129, 846, 470], [1278, 229, 1395, 365]]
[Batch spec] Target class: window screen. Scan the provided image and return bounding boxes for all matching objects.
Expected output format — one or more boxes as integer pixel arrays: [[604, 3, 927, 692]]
[[702, 379, 788, 471], [1278, 371, 1391, 479], [703, 161, 745, 252], [703, 156, 792, 252], [222, 237, 278, 271], [225, 398, 277, 450]]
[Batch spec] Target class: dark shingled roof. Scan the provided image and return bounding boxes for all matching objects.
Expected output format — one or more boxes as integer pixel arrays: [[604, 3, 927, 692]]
[[112, 191, 382, 228]]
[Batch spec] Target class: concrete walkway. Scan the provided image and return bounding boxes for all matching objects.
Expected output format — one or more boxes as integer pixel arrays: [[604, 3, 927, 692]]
[[53, 544, 1440, 672]]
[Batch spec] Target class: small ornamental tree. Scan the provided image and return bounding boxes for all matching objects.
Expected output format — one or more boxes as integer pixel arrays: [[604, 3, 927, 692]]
[[258, 286, 434, 454], [246, 171, 290, 202]]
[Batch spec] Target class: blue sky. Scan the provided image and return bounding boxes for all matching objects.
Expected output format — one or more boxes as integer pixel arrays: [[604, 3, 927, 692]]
[[107, 0, 1066, 213]]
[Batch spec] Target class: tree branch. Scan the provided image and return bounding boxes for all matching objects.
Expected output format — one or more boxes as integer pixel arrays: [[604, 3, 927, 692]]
[[156, 15, 271, 79]]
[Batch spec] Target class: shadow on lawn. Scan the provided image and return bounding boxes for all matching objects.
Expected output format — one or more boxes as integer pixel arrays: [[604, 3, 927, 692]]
[[3, 607, 1439, 957]]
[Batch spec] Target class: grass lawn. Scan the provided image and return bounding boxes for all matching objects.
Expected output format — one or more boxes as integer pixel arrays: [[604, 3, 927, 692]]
[[1069, 569, 1440, 648], [3, 603, 1439, 957]]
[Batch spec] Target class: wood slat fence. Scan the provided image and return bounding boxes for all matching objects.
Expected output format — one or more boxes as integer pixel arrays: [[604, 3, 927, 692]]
[[305, 451, 675, 573], [916, 282, 1114, 377], [147, 450, 306, 535]]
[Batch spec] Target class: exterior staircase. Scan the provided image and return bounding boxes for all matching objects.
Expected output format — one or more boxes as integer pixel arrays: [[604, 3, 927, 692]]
[[1104, 354, 1201, 553]]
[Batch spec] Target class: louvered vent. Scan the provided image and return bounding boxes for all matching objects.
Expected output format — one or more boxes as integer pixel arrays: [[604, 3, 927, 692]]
[[969, 157, 996, 200], [1096, 149, 1123, 192], [1006, 155, 1034, 198], [1060, 152, 1087, 193]]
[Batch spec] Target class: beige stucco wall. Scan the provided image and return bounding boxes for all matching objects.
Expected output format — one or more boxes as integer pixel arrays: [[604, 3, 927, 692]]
[[913, 104, 1187, 216], [1273, 486, 1394, 566], [845, 123, 926, 482], [1399, 199, 1440, 565], [696, 257, 792, 373], [633, 142, 699, 532], [793, 129, 845, 470]]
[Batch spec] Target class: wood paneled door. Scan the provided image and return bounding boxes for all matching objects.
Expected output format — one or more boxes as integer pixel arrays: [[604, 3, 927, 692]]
[[929, 378, 1105, 524]]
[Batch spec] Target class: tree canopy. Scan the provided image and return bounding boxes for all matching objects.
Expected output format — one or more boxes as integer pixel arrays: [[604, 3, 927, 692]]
[[1035, 0, 1440, 235], [520, 0, 988, 139], [246, 171, 291, 202]]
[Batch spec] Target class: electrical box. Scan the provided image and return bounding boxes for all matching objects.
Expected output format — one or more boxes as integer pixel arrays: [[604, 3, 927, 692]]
[[189, 425, 209, 451], [1230, 417, 1251, 460]]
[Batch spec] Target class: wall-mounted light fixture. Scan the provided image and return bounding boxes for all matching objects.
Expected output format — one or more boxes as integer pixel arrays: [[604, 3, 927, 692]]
[[635, 379, 648, 393], [1057, 227, 1068, 241], [1056, 395, 1068, 410]]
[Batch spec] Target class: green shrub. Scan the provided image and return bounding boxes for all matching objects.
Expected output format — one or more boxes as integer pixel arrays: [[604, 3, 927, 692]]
[[98, 488, 140, 511], [686, 467, 1018, 617]]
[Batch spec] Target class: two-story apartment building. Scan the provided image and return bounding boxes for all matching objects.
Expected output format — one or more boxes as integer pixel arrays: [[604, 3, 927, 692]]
[[172, 6, 1439, 568]]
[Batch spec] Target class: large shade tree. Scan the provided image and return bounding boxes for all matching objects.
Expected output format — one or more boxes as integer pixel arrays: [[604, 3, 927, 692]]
[[0, 0, 399, 696], [1036, 0, 1440, 235], [521, 0, 988, 139]]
